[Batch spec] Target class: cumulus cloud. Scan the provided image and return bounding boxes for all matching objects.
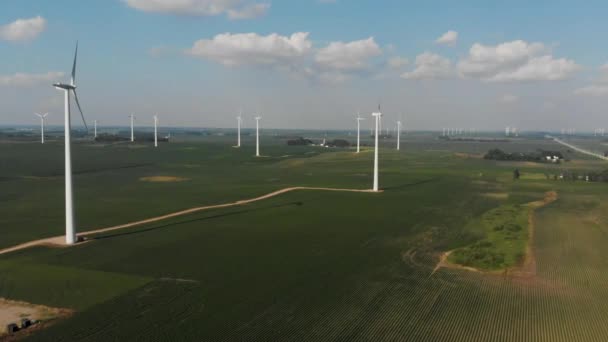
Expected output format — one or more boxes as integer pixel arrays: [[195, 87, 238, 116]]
[[0, 16, 46, 42], [435, 30, 458, 46], [0, 72, 64, 87], [186, 32, 312, 66], [314, 37, 382, 71], [500, 94, 519, 103], [227, 3, 269, 19], [186, 33, 386, 83], [401, 52, 453, 80], [123, 0, 269, 19], [387, 56, 409, 69], [574, 63, 608, 96], [458, 40, 581, 82]]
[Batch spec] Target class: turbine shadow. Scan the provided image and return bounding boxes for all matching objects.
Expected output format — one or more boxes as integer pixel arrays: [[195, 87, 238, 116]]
[[90, 201, 304, 241], [382, 178, 438, 191]]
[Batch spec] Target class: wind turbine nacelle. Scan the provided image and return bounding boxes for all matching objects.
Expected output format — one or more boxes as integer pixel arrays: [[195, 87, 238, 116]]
[[53, 83, 76, 90]]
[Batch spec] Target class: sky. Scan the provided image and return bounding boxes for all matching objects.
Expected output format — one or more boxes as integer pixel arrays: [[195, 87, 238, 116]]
[[1, 0, 608, 131]]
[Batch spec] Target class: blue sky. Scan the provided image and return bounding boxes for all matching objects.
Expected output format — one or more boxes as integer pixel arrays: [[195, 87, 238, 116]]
[[2, 0, 608, 130]]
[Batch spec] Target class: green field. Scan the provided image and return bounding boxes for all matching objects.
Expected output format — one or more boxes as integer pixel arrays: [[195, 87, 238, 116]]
[[1, 132, 608, 341]]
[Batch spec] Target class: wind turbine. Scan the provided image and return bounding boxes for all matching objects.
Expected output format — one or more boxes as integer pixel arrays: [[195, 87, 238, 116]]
[[93, 119, 98, 139], [34, 113, 49, 144], [372, 107, 382, 192], [356, 113, 365, 153], [153, 115, 158, 148], [236, 111, 242, 148], [129, 114, 136, 142], [396, 120, 402, 150], [255, 115, 261, 157], [52, 42, 88, 245]]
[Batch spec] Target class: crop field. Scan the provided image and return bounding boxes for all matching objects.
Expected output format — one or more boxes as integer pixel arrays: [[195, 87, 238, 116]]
[[1, 132, 608, 341]]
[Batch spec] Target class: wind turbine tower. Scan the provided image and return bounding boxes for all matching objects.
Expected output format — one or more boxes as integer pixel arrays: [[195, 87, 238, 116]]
[[93, 120, 97, 138], [236, 112, 242, 148], [35, 113, 48, 144], [356, 115, 365, 153], [129, 114, 135, 142], [53, 42, 88, 245], [396, 120, 402, 150], [153, 115, 158, 148], [372, 109, 382, 192], [255, 116, 261, 157]]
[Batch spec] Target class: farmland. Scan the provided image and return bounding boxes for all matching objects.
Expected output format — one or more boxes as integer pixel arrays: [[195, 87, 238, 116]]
[[1, 131, 608, 341]]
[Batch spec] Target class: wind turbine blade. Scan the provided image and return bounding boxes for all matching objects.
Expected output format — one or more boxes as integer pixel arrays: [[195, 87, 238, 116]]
[[71, 42, 78, 85], [73, 89, 88, 132], [35, 113, 42, 118], [43, 113, 49, 118]]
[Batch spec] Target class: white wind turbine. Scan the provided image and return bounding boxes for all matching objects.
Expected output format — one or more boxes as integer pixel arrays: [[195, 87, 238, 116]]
[[35, 112, 49, 144], [396, 120, 402, 150], [93, 119, 98, 139], [53, 42, 88, 245], [255, 115, 261, 157], [356, 113, 365, 153], [153, 114, 158, 147], [236, 111, 242, 148], [129, 114, 136, 142], [372, 107, 382, 192]]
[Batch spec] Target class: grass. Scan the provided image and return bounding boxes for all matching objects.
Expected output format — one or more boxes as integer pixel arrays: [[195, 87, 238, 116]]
[[448, 204, 530, 270], [0, 260, 149, 311], [1, 133, 608, 341]]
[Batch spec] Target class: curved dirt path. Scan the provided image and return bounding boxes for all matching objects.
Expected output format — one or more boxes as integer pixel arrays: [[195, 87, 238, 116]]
[[432, 191, 558, 276], [0, 187, 378, 256]]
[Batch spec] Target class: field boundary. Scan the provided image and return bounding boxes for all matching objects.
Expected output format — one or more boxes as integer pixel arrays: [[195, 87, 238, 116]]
[[550, 136, 608, 161], [0, 187, 379, 256], [432, 191, 558, 276]]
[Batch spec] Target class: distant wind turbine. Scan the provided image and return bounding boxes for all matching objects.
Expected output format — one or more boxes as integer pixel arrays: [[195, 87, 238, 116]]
[[356, 113, 365, 153], [396, 120, 402, 150], [372, 108, 382, 192], [153, 115, 158, 148], [52, 42, 88, 245], [93, 119, 98, 139], [255, 115, 261, 157], [129, 114, 135, 142], [35, 112, 49, 144], [236, 111, 242, 148]]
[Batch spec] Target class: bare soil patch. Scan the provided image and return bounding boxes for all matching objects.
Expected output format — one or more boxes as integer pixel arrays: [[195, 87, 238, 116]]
[[481, 192, 509, 200], [0, 298, 71, 339], [454, 152, 483, 159], [139, 176, 190, 183]]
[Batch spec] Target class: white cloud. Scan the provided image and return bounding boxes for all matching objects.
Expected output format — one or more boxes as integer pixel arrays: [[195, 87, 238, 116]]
[[574, 85, 608, 96], [435, 30, 458, 46], [186, 32, 312, 66], [186, 34, 387, 83], [0, 72, 64, 87], [401, 52, 453, 80], [314, 37, 382, 71], [227, 3, 270, 19], [573, 63, 608, 96], [123, 0, 269, 19], [500, 94, 519, 103], [458, 40, 581, 82], [0, 16, 46, 42], [387, 56, 409, 69]]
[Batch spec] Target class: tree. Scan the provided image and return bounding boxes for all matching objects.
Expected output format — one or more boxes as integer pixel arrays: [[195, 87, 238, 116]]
[[513, 169, 520, 180]]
